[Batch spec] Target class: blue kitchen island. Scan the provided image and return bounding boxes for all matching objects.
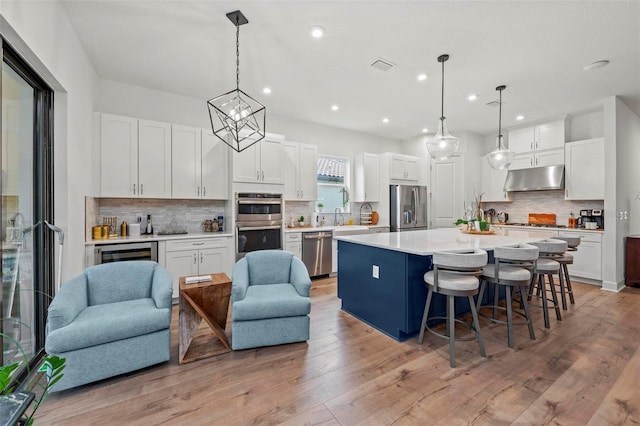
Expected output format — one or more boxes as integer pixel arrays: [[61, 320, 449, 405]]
[[335, 228, 554, 341]]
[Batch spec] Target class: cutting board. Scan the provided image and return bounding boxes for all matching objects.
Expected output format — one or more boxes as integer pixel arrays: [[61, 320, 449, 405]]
[[528, 213, 556, 225]]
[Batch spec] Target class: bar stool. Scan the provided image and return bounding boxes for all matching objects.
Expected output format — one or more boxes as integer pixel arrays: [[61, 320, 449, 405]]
[[528, 239, 567, 328], [551, 236, 580, 309], [418, 248, 488, 367], [476, 244, 538, 348]]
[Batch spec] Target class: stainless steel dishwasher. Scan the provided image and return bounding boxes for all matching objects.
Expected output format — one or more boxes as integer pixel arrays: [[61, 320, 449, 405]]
[[302, 231, 333, 277]]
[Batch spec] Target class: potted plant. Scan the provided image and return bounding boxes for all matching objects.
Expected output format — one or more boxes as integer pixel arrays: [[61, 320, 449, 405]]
[[317, 203, 324, 212], [298, 216, 305, 227]]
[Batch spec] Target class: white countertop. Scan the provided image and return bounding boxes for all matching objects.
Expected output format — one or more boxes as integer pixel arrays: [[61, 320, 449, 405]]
[[284, 225, 389, 233], [86, 232, 233, 246], [492, 224, 604, 234], [333, 227, 557, 256]]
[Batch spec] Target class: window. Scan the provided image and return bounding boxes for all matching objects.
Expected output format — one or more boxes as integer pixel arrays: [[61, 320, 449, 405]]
[[317, 155, 350, 213], [1, 40, 54, 379]]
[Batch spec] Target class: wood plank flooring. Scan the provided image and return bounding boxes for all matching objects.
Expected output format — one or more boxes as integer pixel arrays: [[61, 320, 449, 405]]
[[36, 278, 640, 425]]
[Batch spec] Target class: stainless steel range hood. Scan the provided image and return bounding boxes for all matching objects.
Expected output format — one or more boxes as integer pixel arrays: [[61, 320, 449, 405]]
[[503, 165, 565, 192]]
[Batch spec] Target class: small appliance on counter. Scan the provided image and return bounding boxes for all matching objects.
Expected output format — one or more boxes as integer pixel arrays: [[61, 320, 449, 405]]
[[496, 212, 509, 223], [578, 209, 604, 229]]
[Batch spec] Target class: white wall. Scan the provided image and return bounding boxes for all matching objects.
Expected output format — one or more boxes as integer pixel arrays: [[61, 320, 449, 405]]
[[96, 79, 401, 158], [0, 1, 98, 281]]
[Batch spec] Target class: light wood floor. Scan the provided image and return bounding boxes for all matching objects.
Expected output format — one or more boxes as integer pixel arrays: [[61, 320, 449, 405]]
[[37, 278, 640, 425]]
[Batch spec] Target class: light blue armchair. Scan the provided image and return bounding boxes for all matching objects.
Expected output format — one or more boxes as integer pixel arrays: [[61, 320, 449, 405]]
[[45, 261, 173, 391], [231, 250, 311, 350]]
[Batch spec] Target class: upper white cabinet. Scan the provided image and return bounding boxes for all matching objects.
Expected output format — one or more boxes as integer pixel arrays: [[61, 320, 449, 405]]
[[564, 138, 604, 200], [283, 141, 318, 201], [389, 154, 419, 181], [509, 149, 565, 170], [481, 157, 512, 202], [508, 119, 567, 153], [232, 135, 284, 184], [171, 126, 228, 200], [100, 114, 171, 198], [354, 153, 380, 202]]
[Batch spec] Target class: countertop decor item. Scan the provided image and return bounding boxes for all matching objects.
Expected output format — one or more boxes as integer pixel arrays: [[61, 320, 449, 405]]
[[487, 85, 515, 170], [207, 10, 266, 153], [426, 54, 459, 160]]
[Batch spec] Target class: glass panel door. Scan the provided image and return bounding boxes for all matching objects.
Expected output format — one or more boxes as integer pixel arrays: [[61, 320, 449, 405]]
[[2, 61, 36, 365]]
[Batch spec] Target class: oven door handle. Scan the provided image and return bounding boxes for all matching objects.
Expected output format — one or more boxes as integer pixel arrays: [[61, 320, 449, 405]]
[[237, 225, 282, 231], [237, 199, 281, 205]]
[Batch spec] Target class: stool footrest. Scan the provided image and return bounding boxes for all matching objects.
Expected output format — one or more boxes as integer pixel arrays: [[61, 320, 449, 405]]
[[423, 316, 479, 342]]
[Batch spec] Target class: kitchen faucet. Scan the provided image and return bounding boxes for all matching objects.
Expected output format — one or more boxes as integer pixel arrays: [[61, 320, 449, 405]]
[[334, 208, 343, 226]]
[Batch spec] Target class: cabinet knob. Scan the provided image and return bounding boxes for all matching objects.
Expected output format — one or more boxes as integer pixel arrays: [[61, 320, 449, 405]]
[[262, 171, 265, 181], [133, 184, 136, 195], [530, 142, 533, 150], [257, 171, 260, 181], [200, 253, 203, 263], [193, 253, 197, 264], [197, 186, 200, 196], [203, 187, 206, 197], [140, 184, 144, 195]]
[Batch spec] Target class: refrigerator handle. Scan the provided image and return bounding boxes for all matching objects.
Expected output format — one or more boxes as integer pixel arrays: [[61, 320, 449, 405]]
[[413, 188, 419, 224]]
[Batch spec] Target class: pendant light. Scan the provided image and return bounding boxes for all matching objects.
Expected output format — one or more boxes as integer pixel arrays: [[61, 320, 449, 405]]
[[207, 10, 266, 153], [426, 54, 459, 160], [487, 85, 515, 170]]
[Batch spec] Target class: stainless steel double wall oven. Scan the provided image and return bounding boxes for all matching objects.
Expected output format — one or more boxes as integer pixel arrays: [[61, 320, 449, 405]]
[[236, 193, 283, 259]]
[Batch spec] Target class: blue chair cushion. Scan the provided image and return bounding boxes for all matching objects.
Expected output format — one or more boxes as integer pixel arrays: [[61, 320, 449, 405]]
[[246, 251, 293, 286], [233, 283, 311, 321], [85, 261, 156, 305], [45, 298, 171, 353]]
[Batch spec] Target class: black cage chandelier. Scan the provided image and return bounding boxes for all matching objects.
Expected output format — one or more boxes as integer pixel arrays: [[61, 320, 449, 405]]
[[207, 10, 266, 153]]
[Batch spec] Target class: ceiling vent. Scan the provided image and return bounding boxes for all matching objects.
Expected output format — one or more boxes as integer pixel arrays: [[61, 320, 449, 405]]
[[370, 58, 395, 72]]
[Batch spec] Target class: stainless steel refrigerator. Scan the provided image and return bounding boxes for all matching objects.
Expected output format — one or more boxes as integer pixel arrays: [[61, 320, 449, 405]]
[[390, 184, 428, 232]]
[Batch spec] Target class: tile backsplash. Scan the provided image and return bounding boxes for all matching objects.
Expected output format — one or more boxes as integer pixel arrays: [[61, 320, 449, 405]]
[[483, 190, 604, 227]]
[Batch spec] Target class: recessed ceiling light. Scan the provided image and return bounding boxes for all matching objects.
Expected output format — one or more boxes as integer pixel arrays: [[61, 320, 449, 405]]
[[262, 87, 272, 95], [467, 94, 477, 101], [331, 104, 339, 111], [422, 128, 429, 133], [417, 73, 427, 82], [583, 60, 609, 71], [311, 26, 325, 39], [516, 115, 524, 121], [382, 117, 390, 124]]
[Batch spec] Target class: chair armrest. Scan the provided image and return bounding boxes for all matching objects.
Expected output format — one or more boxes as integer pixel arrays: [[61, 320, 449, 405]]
[[231, 258, 249, 302], [290, 258, 311, 297], [151, 266, 173, 309], [47, 274, 88, 331]]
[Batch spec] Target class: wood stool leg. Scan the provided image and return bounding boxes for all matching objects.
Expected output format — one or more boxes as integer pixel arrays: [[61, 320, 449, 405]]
[[469, 295, 486, 359], [448, 295, 456, 368], [418, 287, 433, 344]]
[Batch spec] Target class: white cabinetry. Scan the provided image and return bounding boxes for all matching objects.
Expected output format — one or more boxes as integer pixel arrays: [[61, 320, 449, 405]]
[[232, 135, 284, 184], [284, 232, 302, 259], [100, 114, 172, 198], [481, 157, 512, 202], [354, 153, 380, 202], [430, 155, 464, 228], [389, 154, 419, 181], [164, 238, 231, 298], [558, 230, 602, 281], [507, 119, 567, 170], [171, 126, 228, 199], [509, 149, 565, 170], [283, 142, 317, 200], [564, 138, 604, 200]]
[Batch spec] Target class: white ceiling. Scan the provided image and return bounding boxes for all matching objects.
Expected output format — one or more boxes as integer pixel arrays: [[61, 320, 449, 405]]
[[60, 1, 640, 140]]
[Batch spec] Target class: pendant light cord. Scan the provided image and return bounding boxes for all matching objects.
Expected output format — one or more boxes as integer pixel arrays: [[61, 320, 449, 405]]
[[498, 88, 502, 138], [440, 58, 445, 121], [235, 18, 240, 91]]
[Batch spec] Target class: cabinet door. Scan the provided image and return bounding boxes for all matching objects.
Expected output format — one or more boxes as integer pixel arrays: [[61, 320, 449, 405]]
[[298, 143, 318, 201], [199, 248, 225, 275], [508, 126, 535, 153], [509, 153, 534, 170], [260, 137, 284, 184], [565, 138, 604, 200], [165, 250, 198, 298], [282, 141, 299, 199], [390, 156, 407, 180], [481, 158, 512, 202], [100, 114, 138, 197], [201, 129, 229, 200], [138, 119, 172, 198], [363, 153, 380, 201], [534, 148, 564, 167], [171, 124, 201, 199], [430, 155, 463, 228], [232, 142, 261, 183], [567, 240, 602, 280], [284, 241, 302, 259], [404, 157, 419, 181], [536, 120, 565, 151]]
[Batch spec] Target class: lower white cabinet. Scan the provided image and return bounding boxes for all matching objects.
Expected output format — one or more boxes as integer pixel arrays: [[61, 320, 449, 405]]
[[284, 232, 302, 259], [164, 237, 231, 299], [558, 231, 602, 281]]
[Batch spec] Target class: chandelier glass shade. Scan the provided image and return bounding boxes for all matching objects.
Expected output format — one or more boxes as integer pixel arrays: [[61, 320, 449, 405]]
[[426, 54, 459, 160], [487, 85, 515, 170], [207, 10, 266, 153]]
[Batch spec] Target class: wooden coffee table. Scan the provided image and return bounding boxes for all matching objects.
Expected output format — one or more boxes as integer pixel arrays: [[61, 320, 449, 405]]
[[179, 273, 232, 364]]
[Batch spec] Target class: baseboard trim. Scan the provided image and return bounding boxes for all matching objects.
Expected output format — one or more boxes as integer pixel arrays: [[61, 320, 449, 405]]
[[601, 280, 625, 292]]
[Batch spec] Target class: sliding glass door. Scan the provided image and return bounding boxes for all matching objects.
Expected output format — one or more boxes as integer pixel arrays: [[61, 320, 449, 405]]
[[1, 40, 54, 371]]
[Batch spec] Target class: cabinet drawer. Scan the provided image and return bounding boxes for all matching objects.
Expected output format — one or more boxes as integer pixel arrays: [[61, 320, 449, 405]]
[[166, 238, 227, 252], [558, 231, 602, 243], [285, 232, 302, 242]]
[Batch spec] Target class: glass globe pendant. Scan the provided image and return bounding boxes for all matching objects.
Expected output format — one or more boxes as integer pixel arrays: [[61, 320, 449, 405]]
[[487, 85, 515, 170], [426, 54, 459, 160]]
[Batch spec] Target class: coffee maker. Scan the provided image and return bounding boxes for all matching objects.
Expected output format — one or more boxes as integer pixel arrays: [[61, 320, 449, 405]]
[[578, 209, 604, 229]]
